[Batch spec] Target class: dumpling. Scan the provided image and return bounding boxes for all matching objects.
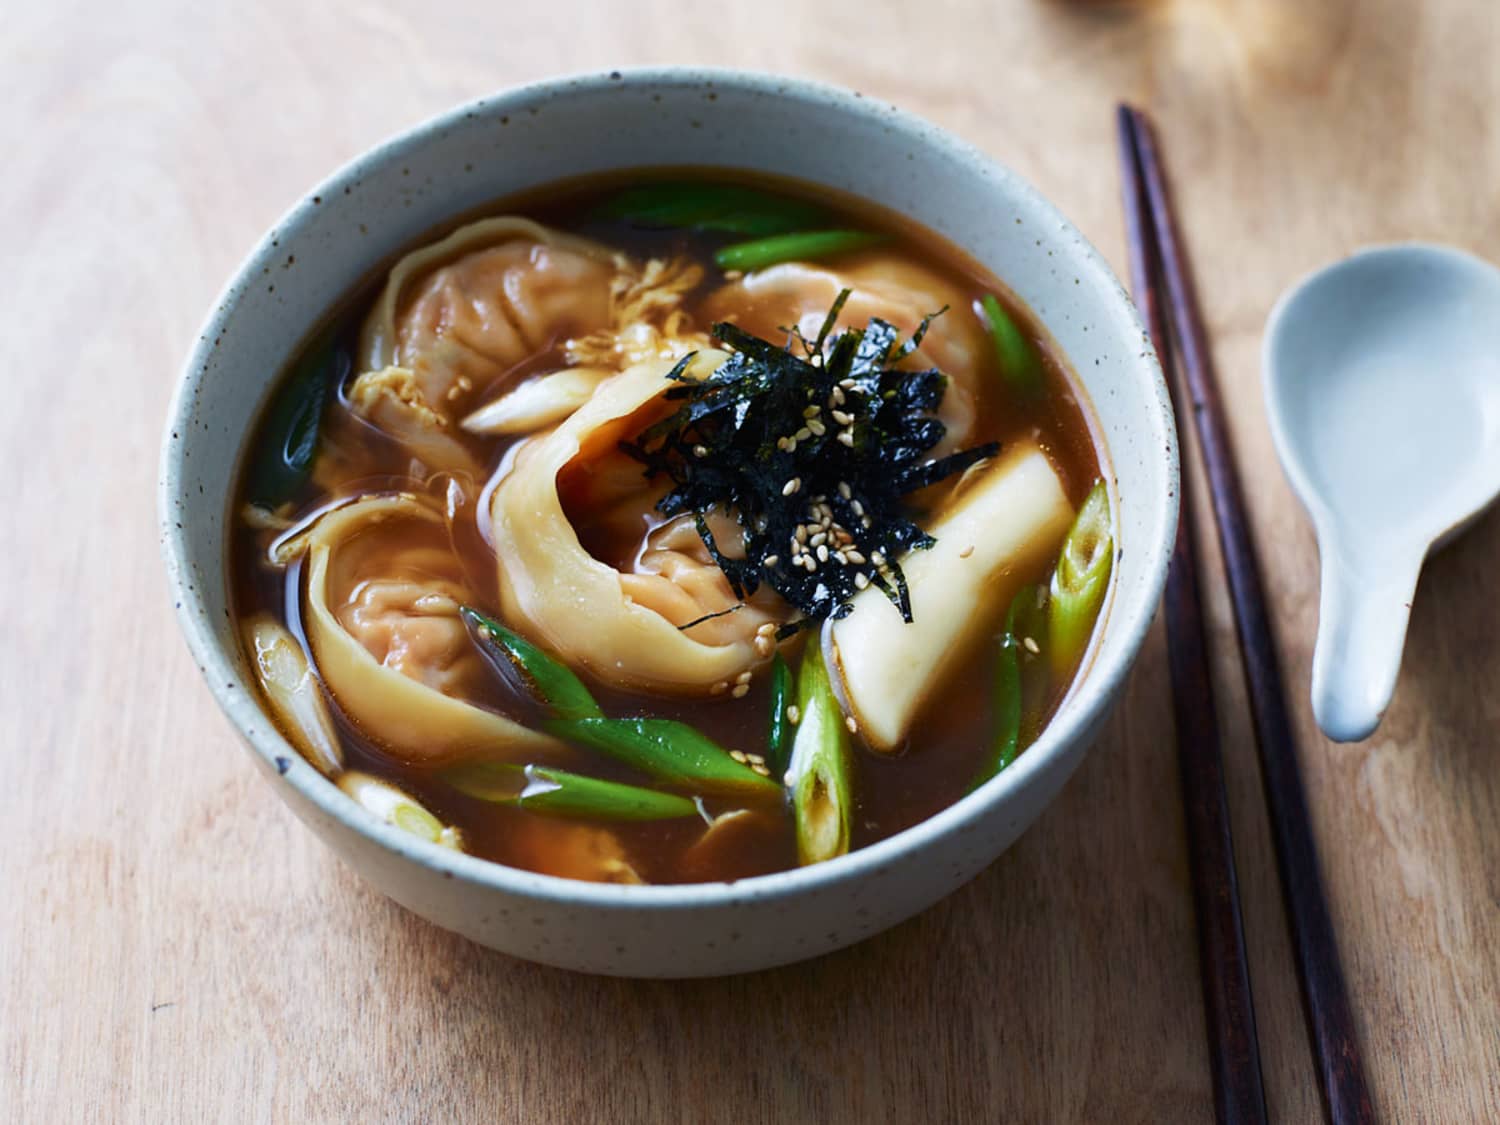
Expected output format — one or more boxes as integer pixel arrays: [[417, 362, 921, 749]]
[[490, 351, 787, 696], [345, 217, 621, 477], [359, 216, 620, 404], [700, 255, 987, 455], [352, 217, 711, 465], [271, 492, 556, 764]]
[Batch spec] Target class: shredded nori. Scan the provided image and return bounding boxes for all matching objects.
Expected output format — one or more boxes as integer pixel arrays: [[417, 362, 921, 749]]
[[620, 293, 1000, 635]]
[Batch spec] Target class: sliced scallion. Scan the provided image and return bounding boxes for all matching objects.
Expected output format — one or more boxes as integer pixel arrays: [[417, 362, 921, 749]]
[[247, 331, 350, 506], [545, 716, 782, 797], [766, 652, 793, 776], [460, 606, 602, 721], [594, 182, 824, 236], [443, 762, 699, 821], [713, 230, 885, 272], [789, 643, 852, 865], [1048, 480, 1113, 680], [979, 292, 1042, 398]]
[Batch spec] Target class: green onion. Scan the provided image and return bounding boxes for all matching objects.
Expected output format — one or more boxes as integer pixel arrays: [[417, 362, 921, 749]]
[[789, 644, 853, 865], [247, 331, 350, 505], [971, 600, 1024, 789], [461, 607, 602, 721], [713, 230, 885, 273], [766, 652, 793, 776], [1007, 583, 1051, 736], [594, 182, 825, 236], [1048, 480, 1113, 680], [443, 762, 699, 821], [979, 293, 1042, 398], [545, 717, 782, 797]]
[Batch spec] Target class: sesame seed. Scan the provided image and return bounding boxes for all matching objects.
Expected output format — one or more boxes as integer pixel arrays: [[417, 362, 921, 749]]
[[795, 426, 812, 442], [752, 764, 771, 777], [854, 572, 870, 589], [809, 532, 828, 547], [736, 670, 752, 685], [844, 550, 865, 565], [787, 705, 801, 724], [830, 409, 853, 425], [869, 550, 885, 566], [851, 499, 864, 516], [861, 516, 873, 528], [839, 378, 856, 390], [710, 681, 729, 695], [782, 478, 801, 496], [754, 635, 773, 656], [795, 526, 809, 543], [1023, 636, 1041, 655], [816, 544, 829, 562], [757, 622, 776, 636], [837, 431, 855, 447], [838, 481, 852, 499], [802, 555, 818, 572], [958, 545, 974, 559], [747, 752, 766, 765], [762, 554, 780, 568], [693, 444, 708, 458], [784, 437, 798, 453], [776, 436, 791, 452], [802, 405, 821, 419], [831, 386, 846, 405], [730, 749, 749, 762], [807, 419, 826, 436], [845, 715, 859, 734], [456, 375, 473, 391], [731, 683, 750, 699]]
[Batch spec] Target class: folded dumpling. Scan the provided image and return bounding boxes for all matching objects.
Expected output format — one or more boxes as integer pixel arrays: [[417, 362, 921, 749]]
[[272, 493, 555, 763], [700, 255, 986, 455], [490, 352, 787, 695], [344, 218, 619, 476], [360, 216, 620, 403]]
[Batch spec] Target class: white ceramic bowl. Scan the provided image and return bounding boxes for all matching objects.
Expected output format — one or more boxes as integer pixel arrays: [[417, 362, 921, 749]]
[[160, 68, 1177, 977]]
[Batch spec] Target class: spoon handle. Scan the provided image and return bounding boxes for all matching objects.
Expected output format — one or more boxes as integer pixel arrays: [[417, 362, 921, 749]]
[[1311, 542, 1422, 743]]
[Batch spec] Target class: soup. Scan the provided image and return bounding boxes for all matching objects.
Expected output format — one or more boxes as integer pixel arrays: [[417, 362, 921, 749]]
[[231, 172, 1111, 885]]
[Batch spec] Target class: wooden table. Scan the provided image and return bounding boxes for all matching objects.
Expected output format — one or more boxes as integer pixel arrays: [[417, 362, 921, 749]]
[[5, 1, 1497, 1119]]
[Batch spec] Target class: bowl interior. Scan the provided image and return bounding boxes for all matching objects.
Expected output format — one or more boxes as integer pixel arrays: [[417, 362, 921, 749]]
[[162, 68, 1176, 905]]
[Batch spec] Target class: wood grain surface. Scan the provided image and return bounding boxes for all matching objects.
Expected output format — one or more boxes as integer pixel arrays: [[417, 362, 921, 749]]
[[3, 1, 1497, 1120]]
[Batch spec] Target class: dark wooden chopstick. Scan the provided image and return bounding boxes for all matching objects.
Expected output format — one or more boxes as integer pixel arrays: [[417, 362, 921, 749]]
[[1120, 105, 1376, 1124], [1117, 107, 1268, 1125]]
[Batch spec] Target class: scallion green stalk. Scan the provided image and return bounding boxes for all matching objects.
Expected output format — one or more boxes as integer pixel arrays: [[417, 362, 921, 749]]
[[443, 762, 700, 821], [460, 606, 602, 721], [545, 717, 781, 797], [1048, 480, 1113, 680], [714, 230, 885, 272], [766, 652, 793, 776], [789, 643, 853, 865], [979, 293, 1042, 398], [594, 182, 824, 236]]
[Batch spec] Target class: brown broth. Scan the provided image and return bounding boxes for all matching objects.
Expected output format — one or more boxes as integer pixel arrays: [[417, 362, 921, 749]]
[[229, 170, 1105, 885]]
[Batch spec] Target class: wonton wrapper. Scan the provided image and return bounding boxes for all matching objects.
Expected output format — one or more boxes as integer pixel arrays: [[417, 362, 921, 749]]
[[490, 351, 784, 695], [701, 255, 986, 454], [277, 493, 556, 764], [360, 216, 619, 402], [346, 218, 620, 476]]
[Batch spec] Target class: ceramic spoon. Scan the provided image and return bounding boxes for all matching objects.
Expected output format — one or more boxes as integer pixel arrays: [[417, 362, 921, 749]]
[[1263, 243, 1500, 743]]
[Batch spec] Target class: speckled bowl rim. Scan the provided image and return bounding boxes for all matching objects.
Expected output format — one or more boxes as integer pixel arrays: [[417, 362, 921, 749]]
[[161, 66, 1178, 916]]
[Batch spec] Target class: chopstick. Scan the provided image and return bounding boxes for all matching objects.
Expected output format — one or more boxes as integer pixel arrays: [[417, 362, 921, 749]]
[[1117, 109, 1268, 1125], [1119, 105, 1376, 1124]]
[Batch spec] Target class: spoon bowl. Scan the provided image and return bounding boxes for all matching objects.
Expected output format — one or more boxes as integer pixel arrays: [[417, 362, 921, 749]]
[[1264, 243, 1500, 742]]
